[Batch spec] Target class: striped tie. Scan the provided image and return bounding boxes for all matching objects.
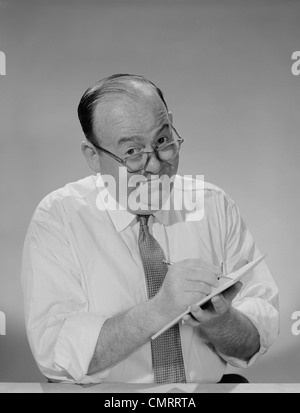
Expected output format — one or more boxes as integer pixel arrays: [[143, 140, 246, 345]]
[[137, 214, 186, 383]]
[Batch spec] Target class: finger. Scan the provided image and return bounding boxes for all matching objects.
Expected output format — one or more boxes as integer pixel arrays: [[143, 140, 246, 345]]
[[189, 304, 212, 323], [221, 281, 242, 301], [183, 292, 208, 309], [185, 271, 219, 288], [211, 295, 228, 315], [190, 305, 215, 323], [184, 281, 212, 295], [182, 314, 201, 327]]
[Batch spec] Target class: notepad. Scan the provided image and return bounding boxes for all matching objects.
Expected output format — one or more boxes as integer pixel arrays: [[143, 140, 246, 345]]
[[151, 254, 266, 340]]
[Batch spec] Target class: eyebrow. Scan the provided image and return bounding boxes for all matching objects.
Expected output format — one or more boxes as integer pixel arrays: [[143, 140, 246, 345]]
[[117, 123, 170, 146]]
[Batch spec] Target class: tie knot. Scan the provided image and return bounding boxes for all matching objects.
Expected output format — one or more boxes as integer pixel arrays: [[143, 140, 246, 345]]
[[138, 214, 150, 227]]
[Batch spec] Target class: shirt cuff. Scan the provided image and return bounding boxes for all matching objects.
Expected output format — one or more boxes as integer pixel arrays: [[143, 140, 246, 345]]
[[217, 298, 279, 368], [53, 312, 110, 384]]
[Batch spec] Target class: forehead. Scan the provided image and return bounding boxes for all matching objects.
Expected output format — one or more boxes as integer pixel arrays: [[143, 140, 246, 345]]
[[92, 91, 169, 145]]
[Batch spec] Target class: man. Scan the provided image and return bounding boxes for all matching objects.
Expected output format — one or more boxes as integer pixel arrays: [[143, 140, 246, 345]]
[[22, 74, 279, 384]]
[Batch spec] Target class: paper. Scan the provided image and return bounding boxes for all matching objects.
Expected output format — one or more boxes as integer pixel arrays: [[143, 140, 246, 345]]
[[151, 254, 266, 340]]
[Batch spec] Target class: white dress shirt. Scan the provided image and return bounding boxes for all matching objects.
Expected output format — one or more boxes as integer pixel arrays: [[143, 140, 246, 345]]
[[21, 174, 279, 384]]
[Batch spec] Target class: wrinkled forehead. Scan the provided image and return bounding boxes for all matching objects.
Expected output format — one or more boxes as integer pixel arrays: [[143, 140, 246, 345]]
[[92, 89, 169, 142]]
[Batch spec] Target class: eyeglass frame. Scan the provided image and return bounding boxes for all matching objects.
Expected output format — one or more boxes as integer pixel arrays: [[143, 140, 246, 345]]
[[91, 123, 184, 173]]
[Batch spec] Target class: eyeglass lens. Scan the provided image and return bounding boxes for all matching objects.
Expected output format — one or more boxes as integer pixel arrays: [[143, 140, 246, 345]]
[[125, 141, 180, 172]]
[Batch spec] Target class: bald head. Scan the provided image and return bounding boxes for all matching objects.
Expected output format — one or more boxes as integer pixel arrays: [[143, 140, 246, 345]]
[[77, 74, 169, 145], [93, 85, 169, 146]]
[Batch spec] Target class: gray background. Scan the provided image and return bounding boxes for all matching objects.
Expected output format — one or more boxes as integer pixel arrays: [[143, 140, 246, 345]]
[[0, 0, 299, 383]]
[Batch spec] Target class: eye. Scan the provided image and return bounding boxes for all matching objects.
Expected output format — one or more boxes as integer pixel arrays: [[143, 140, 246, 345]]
[[156, 136, 170, 146], [125, 147, 143, 156]]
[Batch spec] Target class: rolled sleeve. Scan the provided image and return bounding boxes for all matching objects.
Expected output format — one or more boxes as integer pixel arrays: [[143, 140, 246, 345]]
[[219, 297, 279, 368], [53, 313, 110, 384]]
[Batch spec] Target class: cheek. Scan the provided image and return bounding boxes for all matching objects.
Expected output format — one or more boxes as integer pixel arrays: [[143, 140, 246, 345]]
[[172, 156, 180, 170], [99, 157, 121, 177], [163, 155, 179, 176], [99, 163, 130, 195]]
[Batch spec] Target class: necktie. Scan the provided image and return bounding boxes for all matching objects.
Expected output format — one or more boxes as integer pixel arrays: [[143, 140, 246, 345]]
[[137, 215, 186, 383]]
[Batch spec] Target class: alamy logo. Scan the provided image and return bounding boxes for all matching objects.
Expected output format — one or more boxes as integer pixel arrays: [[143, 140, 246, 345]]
[[291, 51, 300, 76], [0, 311, 6, 335], [291, 311, 300, 336], [0, 51, 6, 75], [95, 169, 205, 222]]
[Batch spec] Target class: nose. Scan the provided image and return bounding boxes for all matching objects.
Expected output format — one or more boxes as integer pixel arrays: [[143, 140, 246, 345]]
[[144, 152, 162, 174]]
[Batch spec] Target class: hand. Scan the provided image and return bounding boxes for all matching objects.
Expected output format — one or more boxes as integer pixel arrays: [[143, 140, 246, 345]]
[[154, 258, 220, 321], [182, 259, 248, 328]]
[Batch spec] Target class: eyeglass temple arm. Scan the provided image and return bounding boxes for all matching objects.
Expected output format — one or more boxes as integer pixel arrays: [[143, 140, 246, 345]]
[[93, 143, 125, 164], [170, 123, 184, 141]]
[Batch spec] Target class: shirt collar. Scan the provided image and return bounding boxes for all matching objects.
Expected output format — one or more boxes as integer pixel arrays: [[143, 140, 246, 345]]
[[152, 203, 170, 226], [95, 174, 135, 232]]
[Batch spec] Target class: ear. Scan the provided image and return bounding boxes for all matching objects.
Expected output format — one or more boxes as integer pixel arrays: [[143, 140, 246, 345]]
[[168, 111, 173, 124], [81, 141, 101, 173]]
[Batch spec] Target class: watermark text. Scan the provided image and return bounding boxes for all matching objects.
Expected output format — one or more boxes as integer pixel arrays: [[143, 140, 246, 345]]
[[291, 51, 300, 76], [291, 311, 300, 336], [0, 50, 6, 75], [0, 311, 6, 335], [96, 169, 204, 221], [103, 396, 196, 409]]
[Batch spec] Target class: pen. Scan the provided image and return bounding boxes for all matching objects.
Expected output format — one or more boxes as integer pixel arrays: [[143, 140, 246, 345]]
[[162, 260, 231, 280], [162, 260, 174, 266]]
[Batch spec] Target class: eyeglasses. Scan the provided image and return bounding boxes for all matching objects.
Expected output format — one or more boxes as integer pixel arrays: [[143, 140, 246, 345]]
[[92, 123, 184, 173]]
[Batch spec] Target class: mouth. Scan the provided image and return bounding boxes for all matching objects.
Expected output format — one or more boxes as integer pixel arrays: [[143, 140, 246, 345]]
[[144, 166, 172, 181]]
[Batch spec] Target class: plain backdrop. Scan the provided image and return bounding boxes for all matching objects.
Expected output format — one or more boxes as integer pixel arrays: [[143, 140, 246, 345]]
[[0, 0, 299, 383]]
